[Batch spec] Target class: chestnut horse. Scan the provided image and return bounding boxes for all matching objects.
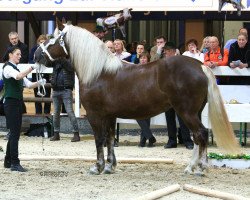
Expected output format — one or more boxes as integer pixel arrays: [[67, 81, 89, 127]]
[[34, 19, 240, 175]]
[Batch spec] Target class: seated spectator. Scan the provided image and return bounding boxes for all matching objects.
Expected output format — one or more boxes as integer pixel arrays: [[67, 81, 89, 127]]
[[124, 43, 145, 64], [113, 39, 131, 60], [200, 36, 211, 54], [224, 28, 248, 51], [150, 35, 167, 61], [228, 33, 250, 85], [105, 40, 115, 53], [204, 36, 229, 84], [182, 39, 204, 62]]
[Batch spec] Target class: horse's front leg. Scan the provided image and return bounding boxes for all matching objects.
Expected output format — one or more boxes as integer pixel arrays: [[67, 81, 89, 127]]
[[104, 118, 117, 174], [87, 116, 106, 175]]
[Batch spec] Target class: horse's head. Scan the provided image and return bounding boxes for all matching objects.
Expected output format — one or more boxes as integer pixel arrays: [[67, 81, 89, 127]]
[[34, 18, 70, 67], [120, 8, 132, 20]]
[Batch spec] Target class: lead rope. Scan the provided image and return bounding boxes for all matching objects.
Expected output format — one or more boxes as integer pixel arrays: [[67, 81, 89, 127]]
[[34, 64, 46, 151]]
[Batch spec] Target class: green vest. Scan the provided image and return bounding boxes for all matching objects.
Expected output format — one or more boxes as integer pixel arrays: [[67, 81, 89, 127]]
[[3, 62, 23, 100]]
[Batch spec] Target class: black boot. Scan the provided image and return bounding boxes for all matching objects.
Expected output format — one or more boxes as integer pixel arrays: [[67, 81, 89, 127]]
[[71, 132, 80, 142], [50, 132, 60, 141], [4, 156, 11, 168], [147, 136, 156, 147], [138, 136, 146, 147]]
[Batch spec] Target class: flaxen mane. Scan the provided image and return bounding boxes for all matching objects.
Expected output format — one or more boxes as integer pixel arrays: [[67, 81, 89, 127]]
[[54, 25, 123, 85]]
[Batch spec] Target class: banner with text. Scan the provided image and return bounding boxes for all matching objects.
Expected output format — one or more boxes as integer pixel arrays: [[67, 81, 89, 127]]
[[0, 0, 249, 11]]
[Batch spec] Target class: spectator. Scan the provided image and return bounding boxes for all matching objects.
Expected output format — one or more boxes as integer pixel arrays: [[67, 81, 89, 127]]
[[3, 46, 45, 172], [150, 35, 167, 62], [137, 52, 156, 147], [50, 58, 80, 142], [200, 36, 211, 54], [204, 36, 229, 84], [93, 25, 107, 41], [163, 42, 194, 149], [3, 31, 29, 64], [182, 39, 204, 62], [124, 43, 145, 64], [228, 33, 250, 84], [113, 39, 131, 60], [29, 34, 51, 114], [105, 40, 115, 53], [224, 28, 248, 51]]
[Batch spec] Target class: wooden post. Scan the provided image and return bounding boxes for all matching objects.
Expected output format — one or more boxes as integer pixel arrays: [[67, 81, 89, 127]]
[[183, 184, 250, 200], [135, 184, 180, 200]]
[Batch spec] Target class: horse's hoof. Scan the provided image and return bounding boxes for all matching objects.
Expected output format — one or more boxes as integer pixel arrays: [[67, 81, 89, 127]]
[[184, 166, 193, 175], [89, 166, 101, 175], [103, 165, 115, 174], [194, 171, 205, 177]]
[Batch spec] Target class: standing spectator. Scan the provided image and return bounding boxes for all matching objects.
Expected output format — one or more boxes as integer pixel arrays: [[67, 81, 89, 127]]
[[93, 25, 107, 41], [137, 52, 156, 147], [3, 32, 29, 64], [204, 36, 229, 84], [228, 33, 250, 84], [163, 42, 194, 149], [113, 39, 131, 60], [200, 36, 211, 54], [224, 28, 248, 51], [150, 35, 167, 62], [29, 34, 51, 114], [3, 46, 45, 172], [50, 58, 80, 142], [182, 39, 204, 62], [124, 43, 145, 64]]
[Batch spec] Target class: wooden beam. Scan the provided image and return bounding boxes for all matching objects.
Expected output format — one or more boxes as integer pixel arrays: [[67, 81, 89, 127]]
[[183, 184, 250, 200], [135, 184, 180, 200]]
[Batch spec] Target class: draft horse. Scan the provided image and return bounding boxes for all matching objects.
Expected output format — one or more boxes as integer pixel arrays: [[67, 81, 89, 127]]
[[34, 19, 240, 176]]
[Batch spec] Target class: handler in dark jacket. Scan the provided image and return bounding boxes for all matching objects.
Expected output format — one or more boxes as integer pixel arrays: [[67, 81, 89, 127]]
[[50, 58, 80, 142], [228, 33, 250, 85]]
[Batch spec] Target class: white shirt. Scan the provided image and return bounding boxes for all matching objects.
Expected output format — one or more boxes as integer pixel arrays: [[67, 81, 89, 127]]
[[3, 63, 33, 88], [182, 51, 204, 63], [113, 51, 131, 60]]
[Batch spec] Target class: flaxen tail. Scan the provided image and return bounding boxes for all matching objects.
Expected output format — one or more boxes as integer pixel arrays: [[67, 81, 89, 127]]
[[201, 65, 241, 154]]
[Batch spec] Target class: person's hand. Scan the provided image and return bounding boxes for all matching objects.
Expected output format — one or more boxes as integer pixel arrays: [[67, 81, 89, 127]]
[[207, 61, 215, 69], [31, 63, 41, 70], [230, 62, 237, 68], [37, 78, 46, 86]]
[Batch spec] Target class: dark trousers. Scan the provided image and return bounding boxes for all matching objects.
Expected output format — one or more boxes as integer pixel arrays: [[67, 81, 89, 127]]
[[4, 98, 23, 165], [136, 118, 153, 139], [165, 108, 193, 144]]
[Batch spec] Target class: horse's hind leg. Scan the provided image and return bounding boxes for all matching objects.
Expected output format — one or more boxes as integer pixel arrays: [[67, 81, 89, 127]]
[[178, 114, 209, 175], [87, 115, 106, 175], [103, 118, 117, 174]]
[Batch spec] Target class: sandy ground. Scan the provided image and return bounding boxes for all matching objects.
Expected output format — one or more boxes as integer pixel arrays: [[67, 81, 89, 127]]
[[0, 132, 249, 200]]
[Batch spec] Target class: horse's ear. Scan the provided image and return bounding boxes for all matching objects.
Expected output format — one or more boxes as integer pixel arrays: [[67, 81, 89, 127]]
[[56, 17, 64, 31]]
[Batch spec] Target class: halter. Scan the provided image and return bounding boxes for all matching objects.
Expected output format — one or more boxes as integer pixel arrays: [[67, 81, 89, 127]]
[[39, 26, 69, 62], [36, 26, 69, 97]]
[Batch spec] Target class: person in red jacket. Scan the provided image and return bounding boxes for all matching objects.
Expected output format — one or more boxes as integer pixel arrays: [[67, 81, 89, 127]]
[[204, 36, 229, 84], [204, 36, 229, 68]]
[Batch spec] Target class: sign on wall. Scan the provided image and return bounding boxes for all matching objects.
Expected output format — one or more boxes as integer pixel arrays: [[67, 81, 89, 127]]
[[0, 0, 250, 11]]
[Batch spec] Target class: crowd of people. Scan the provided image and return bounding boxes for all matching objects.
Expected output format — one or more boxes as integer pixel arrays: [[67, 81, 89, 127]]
[[1, 25, 250, 172]]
